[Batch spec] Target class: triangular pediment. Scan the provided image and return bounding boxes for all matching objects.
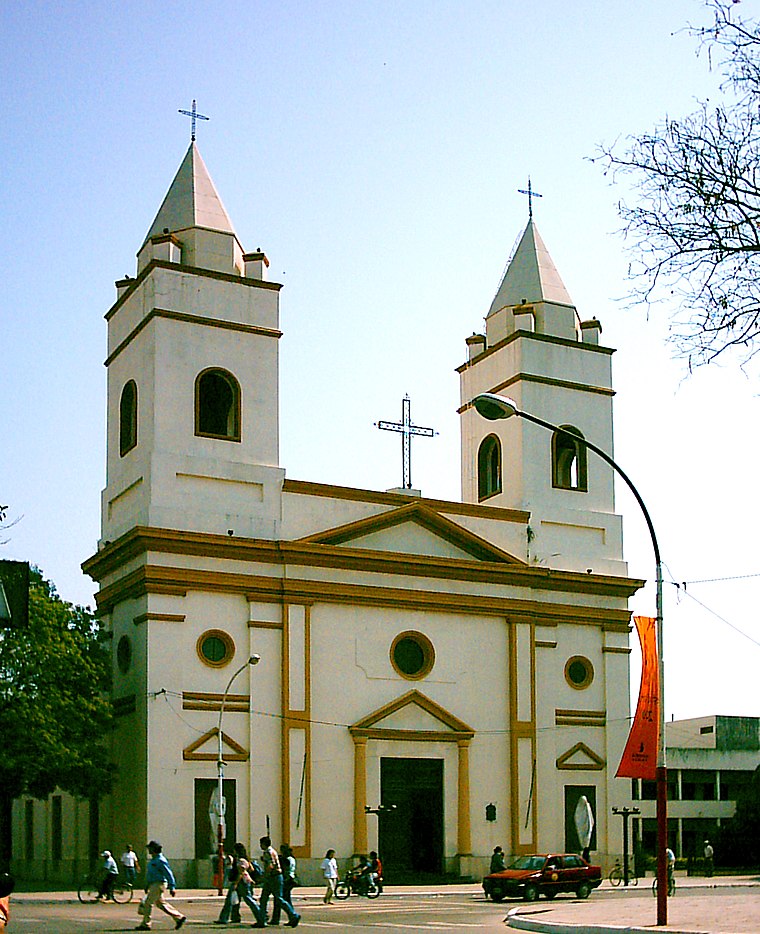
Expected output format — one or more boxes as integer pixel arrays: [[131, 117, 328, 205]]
[[350, 689, 474, 740], [556, 741, 605, 771], [300, 502, 523, 565], [182, 727, 248, 762]]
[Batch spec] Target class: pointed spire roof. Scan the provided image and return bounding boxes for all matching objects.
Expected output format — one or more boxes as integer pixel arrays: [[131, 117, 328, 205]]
[[142, 142, 237, 246], [487, 219, 573, 317]]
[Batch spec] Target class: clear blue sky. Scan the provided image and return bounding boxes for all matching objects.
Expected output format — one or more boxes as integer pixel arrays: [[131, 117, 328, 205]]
[[2, 0, 758, 720]]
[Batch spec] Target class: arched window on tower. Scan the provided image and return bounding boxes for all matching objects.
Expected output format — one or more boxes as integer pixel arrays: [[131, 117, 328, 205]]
[[552, 426, 587, 491], [195, 368, 241, 441], [119, 380, 138, 456], [478, 434, 502, 501]]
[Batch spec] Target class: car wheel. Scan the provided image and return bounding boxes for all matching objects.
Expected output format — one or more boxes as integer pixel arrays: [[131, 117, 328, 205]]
[[490, 887, 504, 903], [576, 882, 591, 899], [523, 884, 539, 901], [544, 890, 557, 900]]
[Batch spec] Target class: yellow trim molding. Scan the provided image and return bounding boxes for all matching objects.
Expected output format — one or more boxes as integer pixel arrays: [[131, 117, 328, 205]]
[[183, 728, 248, 762]]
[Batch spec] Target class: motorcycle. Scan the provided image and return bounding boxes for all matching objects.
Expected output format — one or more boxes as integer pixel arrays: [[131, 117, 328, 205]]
[[334, 866, 380, 899]]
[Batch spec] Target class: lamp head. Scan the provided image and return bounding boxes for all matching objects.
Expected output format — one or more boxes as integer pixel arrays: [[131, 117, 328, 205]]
[[473, 393, 519, 421], [248, 654, 261, 666]]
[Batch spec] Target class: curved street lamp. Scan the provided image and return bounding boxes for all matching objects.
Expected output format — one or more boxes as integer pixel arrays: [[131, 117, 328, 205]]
[[473, 392, 668, 926], [215, 654, 260, 895]]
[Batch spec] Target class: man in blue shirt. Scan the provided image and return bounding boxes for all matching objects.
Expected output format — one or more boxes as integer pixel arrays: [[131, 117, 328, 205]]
[[136, 841, 186, 930]]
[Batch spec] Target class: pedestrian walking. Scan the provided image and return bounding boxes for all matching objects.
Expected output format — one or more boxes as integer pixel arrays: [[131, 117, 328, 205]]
[[97, 851, 118, 901], [136, 840, 186, 930], [269, 844, 297, 925], [704, 840, 714, 877], [321, 848, 338, 904], [259, 835, 300, 927], [214, 843, 265, 926], [490, 846, 506, 873], [121, 845, 141, 885]]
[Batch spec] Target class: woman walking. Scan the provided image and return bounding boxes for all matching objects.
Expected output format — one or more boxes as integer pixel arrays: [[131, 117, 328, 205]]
[[321, 849, 338, 904], [270, 844, 297, 926]]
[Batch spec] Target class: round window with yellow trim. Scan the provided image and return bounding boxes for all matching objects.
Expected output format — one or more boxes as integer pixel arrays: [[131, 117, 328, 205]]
[[197, 629, 235, 668], [390, 631, 435, 680], [565, 655, 594, 690]]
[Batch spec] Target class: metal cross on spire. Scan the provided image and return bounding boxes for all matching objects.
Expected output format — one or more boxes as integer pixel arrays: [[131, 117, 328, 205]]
[[518, 177, 543, 218], [178, 99, 210, 142], [376, 395, 437, 490]]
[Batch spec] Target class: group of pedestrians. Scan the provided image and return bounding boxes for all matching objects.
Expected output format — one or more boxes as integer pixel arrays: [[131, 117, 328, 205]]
[[214, 835, 300, 928]]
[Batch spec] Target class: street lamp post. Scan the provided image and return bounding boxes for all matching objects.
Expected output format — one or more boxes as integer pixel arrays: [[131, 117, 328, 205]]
[[215, 654, 260, 896], [472, 392, 668, 925]]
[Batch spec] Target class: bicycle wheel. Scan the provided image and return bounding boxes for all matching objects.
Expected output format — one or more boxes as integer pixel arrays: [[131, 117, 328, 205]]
[[112, 881, 134, 903], [630, 872, 639, 887], [77, 877, 99, 903], [609, 867, 622, 887]]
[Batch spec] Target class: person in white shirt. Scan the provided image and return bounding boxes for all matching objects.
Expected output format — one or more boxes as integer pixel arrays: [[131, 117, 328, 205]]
[[96, 851, 118, 901], [121, 844, 140, 885], [321, 849, 338, 904]]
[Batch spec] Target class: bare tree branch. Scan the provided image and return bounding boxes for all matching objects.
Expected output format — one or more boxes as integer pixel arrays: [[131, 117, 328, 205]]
[[593, 0, 760, 368]]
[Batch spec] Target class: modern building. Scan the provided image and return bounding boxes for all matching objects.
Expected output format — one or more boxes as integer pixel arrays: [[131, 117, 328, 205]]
[[632, 715, 759, 859], [15, 142, 646, 885]]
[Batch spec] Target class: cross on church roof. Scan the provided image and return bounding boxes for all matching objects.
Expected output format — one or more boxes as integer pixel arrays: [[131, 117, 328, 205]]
[[518, 177, 543, 218], [178, 99, 210, 142], [376, 395, 437, 490]]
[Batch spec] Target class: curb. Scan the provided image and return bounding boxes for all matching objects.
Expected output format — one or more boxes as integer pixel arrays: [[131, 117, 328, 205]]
[[505, 905, 706, 934]]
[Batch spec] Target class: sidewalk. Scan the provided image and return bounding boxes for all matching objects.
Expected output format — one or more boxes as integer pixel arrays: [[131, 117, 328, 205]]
[[504, 874, 760, 934]]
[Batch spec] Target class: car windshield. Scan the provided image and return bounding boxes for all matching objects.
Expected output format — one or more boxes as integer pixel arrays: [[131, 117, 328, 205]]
[[509, 856, 546, 871]]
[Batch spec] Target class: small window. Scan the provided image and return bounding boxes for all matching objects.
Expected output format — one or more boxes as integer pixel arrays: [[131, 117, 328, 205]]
[[117, 635, 132, 674], [552, 426, 587, 491], [565, 655, 594, 690], [119, 380, 138, 456], [478, 434, 502, 500], [390, 631, 435, 680], [195, 369, 241, 441], [197, 629, 235, 668]]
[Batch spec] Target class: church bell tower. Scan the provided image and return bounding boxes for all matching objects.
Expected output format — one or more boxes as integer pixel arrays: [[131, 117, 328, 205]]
[[101, 143, 285, 545], [459, 218, 626, 576]]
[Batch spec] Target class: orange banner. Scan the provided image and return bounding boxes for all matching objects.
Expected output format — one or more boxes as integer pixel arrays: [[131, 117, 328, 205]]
[[616, 615, 659, 780]]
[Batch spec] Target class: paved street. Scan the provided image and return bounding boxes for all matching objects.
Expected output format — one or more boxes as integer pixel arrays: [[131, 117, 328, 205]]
[[8, 891, 508, 932], [8, 879, 760, 933]]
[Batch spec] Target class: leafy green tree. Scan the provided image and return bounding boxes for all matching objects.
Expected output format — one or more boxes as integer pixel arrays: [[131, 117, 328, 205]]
[[0, 569, 114, 870], [595, 0, 760, 369]]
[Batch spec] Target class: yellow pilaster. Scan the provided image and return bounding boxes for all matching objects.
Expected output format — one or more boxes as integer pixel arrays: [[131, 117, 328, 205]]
[[457, 738, 472, 855], [353, 736, 368, 855]]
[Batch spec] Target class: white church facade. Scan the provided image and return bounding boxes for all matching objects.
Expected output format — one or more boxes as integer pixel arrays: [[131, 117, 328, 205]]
[[19, 143, 644, 885]]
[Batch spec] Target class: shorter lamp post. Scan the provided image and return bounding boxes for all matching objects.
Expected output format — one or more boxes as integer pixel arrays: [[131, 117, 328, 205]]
[[612, 806, 641, 886], [215, 654, 260, 895], [472, 392, 668, 925]]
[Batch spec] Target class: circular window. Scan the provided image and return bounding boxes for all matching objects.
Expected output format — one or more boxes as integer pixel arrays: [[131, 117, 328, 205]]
[[390, 631, 435, 680], [197, 629, 235, 668], [117, 635, 132, 674], [565, 655, 594, 690]]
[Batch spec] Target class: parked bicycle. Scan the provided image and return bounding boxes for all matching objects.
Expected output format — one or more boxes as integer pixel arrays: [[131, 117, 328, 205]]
[[651, 872, 676, 897], [608, 859, 638, 886], [77, 872, 134, 904]]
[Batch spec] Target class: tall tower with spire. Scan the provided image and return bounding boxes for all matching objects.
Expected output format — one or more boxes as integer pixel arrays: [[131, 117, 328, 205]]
[[459, 218, 625, 576], [101, 142, 284, 545]]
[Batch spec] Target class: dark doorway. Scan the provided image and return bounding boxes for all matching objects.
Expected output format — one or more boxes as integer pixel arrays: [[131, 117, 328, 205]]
[[194, 779, 237, 860], [379, 758, 444, 881], [564, 785, 597, 854]]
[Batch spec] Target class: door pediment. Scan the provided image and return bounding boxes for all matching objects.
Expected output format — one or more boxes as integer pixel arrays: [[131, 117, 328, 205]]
[[556, 741, 605, 771], [349, 689, 474, 742], [183, 727, 248, 761]]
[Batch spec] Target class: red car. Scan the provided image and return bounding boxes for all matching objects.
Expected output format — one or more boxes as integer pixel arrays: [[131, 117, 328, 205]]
[[483, 853, 602, 902]]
